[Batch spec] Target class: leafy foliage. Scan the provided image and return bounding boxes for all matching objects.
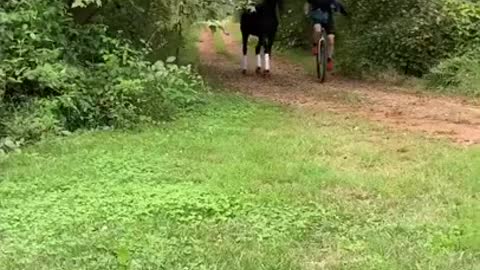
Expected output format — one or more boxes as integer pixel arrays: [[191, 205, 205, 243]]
[[78, 0, 234, 60], [426, 47, 480, 96], [338, 0, 480, 76], [0, 0, 209, 148], [276, 0, 480, 78]]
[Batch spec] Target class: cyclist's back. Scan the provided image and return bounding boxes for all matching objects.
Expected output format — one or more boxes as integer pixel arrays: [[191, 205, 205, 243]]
[[306, 0, 347, 71], [308, 0, 335, 12], [307, 0, 347, 15]]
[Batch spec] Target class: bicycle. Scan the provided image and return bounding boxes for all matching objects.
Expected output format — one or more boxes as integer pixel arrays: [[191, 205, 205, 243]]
[[313, 23, 328, 83], [306, 2, 348, 83]]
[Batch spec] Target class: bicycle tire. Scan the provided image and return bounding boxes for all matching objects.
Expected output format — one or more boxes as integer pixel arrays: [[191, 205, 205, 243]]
[[316, 31, 327, 83]]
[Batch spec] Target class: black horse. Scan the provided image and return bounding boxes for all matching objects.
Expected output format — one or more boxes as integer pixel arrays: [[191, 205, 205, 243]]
[[240, 0, 283, 75]]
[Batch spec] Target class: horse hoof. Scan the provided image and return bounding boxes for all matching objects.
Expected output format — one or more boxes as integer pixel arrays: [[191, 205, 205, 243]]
[[242, 69, 247, 75], [263, 70, 271, 77], [255, 67, 262, 75]]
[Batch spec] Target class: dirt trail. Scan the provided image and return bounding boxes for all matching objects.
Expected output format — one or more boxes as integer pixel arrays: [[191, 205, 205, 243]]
[[198, 30, 480, 145]]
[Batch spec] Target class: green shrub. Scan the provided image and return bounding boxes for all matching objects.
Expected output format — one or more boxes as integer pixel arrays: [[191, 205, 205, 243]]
[[0, 0, 206, 147], [56, 59, 205, 131], [0, 68, 6, 138], [426, 47, 480, 96], [277, 0, 480, 77], [277, 2, 311, 48], [80, 0, 232, 61], [338, 0, 480, 76], [3, 99, 61, 142]]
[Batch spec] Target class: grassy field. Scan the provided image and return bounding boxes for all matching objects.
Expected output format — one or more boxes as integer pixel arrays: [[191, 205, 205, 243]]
[[1, 92, 479, 269]]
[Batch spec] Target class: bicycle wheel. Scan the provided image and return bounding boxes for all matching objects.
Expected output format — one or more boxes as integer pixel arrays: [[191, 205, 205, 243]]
[[316, 31, 327, 82]]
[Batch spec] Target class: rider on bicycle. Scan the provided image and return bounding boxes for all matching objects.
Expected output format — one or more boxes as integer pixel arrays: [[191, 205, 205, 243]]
[[304, 0, 347, 71]]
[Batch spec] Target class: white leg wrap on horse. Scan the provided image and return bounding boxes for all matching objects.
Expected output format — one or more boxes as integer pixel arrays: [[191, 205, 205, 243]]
[[256, 54, 262, 68], [265, 54, 270, 71], [242, 55, 248, 70]]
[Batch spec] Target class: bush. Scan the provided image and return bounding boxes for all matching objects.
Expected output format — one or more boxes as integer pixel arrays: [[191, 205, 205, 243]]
[[338, 0, 480, 76], [0, 0, 206, 147], [277, 0, 480, 77], [277, 2, 311, 49], [2, 99, 61, 142], [79, 0, 232, 61], [56, 59, 204, 131], [0, 68, 6, 138], [426, 47, 480, 96]]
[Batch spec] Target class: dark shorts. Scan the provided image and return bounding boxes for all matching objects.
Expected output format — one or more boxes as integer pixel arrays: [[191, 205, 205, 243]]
[[309, 9, 335, 35]]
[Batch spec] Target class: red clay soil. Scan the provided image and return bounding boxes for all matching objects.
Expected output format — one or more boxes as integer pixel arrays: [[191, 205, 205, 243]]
[[198, 30, 480, 145]]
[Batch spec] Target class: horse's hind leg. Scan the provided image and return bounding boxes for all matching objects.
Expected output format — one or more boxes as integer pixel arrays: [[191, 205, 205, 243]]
[[263, 39, 272, 76], [241, 32, 249, 74], [255, 37, 264, 74], [264, 33, 276, 76]]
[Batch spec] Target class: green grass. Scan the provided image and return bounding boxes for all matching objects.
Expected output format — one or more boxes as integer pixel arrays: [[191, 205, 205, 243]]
[[1, 93, 479, 269]]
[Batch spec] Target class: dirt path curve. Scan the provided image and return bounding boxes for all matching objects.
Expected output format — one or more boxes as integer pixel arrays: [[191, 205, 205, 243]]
[[199, 30, 480, 145]]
